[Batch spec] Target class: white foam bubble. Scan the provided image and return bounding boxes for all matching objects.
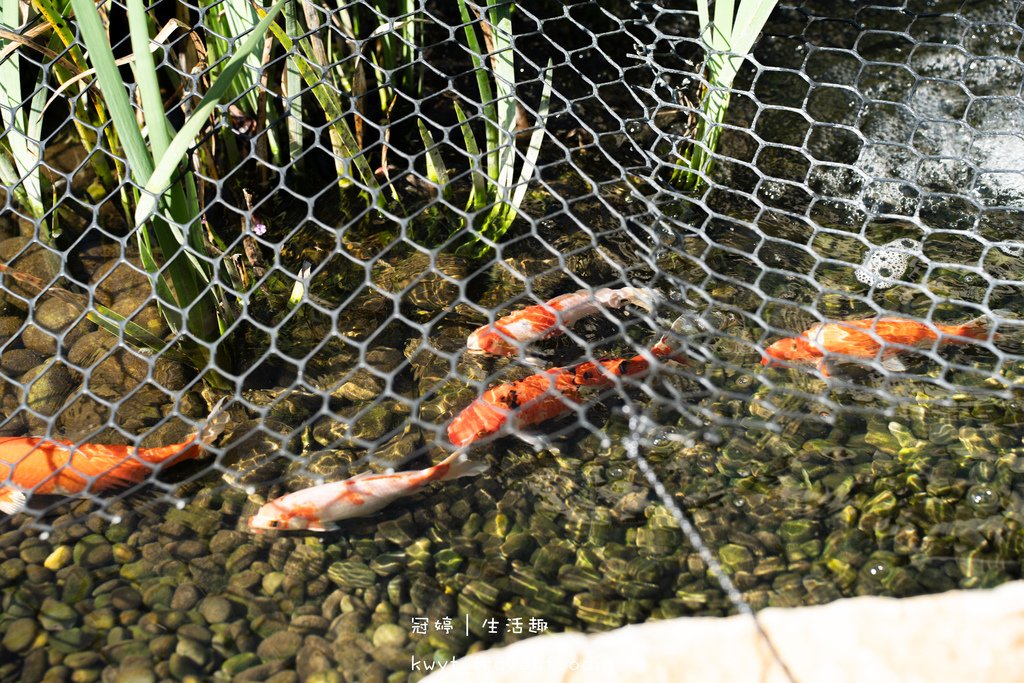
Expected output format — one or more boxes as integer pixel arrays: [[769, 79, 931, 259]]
[[855, 238, 922, 288], [998, 241, 1024, 257]]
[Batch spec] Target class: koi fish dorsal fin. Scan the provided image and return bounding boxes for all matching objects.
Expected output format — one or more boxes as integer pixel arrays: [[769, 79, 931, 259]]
[[0, 487, 27, 515]]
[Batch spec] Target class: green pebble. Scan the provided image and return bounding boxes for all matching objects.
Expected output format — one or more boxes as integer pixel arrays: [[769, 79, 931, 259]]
[[779, 520, 817, 544], [20, 540, 51, 565], [0, 558, 25, 581], [110, 587, 143, 611], [44, 546, 72, 571], [221, 652, 261, 676], [61, 566, 94, 605], [718, 544, 755, 573], [434, 549, 463, 573], [148, 635, 175, 660], [84, 609, 116, 631], [327, 561, 377, 589], [119, 561, 154, 582], [225, 544, 259, 574], [74, 535, 113, 569], [262, 572, 286, 596], [51, 628, 93, 653], [306, 673, 344, 683], [64, 652, 102, 669], [372, 624, 408, 649], [1, 617, 38, 652], [112, 663, 155, 683], [39, 597, 78, 630], [105, 524, 131, 544], [175, 637, 209, 666], [141, 583, 174, 609]]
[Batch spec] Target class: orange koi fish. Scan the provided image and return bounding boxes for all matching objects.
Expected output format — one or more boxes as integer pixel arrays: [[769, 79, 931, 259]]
[[467, 286, 660, 356], [247, 450, 488, 532], [0, 400, 229, 515], [761, 316, 991, 377], [448, 343, 680, 447]]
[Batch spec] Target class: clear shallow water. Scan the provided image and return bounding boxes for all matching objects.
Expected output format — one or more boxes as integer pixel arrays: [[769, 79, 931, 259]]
[[1, 1, 1024, 681]]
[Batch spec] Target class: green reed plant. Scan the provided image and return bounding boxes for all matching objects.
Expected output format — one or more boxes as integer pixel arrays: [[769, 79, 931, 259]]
[[344, 0, 422, 108], [69, 0, 288, 386], [201, 0, 279, 162], [448, 0, 551, 253], [0, 0, 46, 223], [256, 4, 379, 196], [674, 0, 779, 189]]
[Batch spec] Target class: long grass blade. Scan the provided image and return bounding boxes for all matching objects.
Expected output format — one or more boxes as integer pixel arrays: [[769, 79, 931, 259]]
[[507, 62, 552, 214], [284, 0, 304, 163], [453, 101, 488, 212], [135, 0, 288, 225], [70, 0, 155, 181], [254, 2, 379, 193], [455, 0, 497, 176], [487, 1, 517, 195], [417, 120, 449, 190]]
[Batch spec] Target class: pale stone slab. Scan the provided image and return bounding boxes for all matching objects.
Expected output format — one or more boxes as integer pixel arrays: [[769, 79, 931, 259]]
[[421, 581, 1024, 682]]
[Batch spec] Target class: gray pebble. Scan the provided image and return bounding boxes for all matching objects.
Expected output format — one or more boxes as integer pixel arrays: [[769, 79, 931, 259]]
[[198, 596, 234, 624], [170, 583, 201, 611], [257, 630, 302, 661]]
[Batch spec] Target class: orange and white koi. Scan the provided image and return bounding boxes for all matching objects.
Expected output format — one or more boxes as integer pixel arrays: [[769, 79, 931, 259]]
[[247, 450, 489, 532], [448, 342, 680, 447], [761, 316, 992, 377], [0, 399, 230, 515], [467, 286, 660, 356]]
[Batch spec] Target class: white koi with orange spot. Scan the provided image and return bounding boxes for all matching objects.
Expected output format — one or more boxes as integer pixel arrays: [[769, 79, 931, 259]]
[[467, 286, 661, 356], [247, 451, 488, 532]]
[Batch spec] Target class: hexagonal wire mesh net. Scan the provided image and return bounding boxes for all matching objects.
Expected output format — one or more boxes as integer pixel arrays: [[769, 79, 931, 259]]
[[0, 0, 1023, 676]]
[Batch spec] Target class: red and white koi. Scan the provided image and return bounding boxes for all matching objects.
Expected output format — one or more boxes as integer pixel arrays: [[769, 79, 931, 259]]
[[0, 399, 230, 515], [448, 342, 681, 447], [761, 316, 992, 377], [247, 450, 489, 532], [467, 286, 660, 356]]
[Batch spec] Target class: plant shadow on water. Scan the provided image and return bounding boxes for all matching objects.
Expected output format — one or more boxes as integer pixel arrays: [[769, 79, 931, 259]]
[[3, 0, 1024, 681]]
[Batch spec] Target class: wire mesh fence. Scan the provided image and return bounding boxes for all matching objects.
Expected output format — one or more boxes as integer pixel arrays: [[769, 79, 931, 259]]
[[0, 0, 1023, 679]]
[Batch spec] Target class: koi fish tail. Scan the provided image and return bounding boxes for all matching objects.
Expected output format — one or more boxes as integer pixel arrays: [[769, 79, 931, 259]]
[[594, 286, 660, 313], [946, 316, 995, 343], [650, 337, 688, 363], [199, 398, 232, 446], [435, 451, 490, 481], [136, 399, 231, 466], [0, 486, 27, 515]]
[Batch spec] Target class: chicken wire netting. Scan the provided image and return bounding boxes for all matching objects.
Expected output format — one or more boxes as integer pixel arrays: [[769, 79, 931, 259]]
[[0, 0, 1023, 678]]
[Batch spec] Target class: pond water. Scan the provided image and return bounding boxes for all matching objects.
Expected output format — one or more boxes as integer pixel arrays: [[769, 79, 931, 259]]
[[1, 1, 1023, 682]]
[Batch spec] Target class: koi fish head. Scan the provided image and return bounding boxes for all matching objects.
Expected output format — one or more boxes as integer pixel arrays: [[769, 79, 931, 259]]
[[761, 336, 821, 367], [467, 327, 517, 357], [248, 500, 317, 532]]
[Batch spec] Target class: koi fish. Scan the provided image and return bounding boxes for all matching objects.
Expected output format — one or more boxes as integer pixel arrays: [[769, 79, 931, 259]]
[[467, 286, 660, 357], [247, 450, 488, 532], [448, 343, 680, 447], [761, 316, 992, 377], [0, 399, 230, 515]]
